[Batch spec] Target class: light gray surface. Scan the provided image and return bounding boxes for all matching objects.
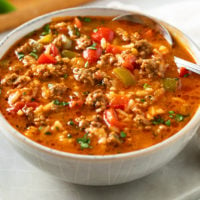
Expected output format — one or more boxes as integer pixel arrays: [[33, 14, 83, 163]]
[[1, 132, 200, 200], [1, 0, 200, 199]]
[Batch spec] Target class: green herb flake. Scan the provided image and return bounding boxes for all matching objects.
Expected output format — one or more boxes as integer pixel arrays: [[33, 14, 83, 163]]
[[169, 115, 174, 118], [23, 92, 27, 95], [41, 24, 50, 36], [120, 131, 127, 138], [152, 116, 165, 125], [45, 131, 52, 135], [77, 133, 91, 149], [165, 120, 171, 126], [93, 28, 98, 33], [75, 27, 80, 37], [38, 126, 43, 131], [175, 114, 184, 122], [67, 133, 72, 138], [184, 73, 189, 77], [143, 83, 151, 89], [84, 17, 91, 22], [16, 52, 24, 61], [48, 83, 53, 88], [53, 99, 69, 106], [29, 52, 38, 60], [84, 61, 89, 68], [61, 102, 69, 106], [87, 43, 97, 50], [168, 110, 175, 114], [53, 99, 60, 105], [68, 120, 74, 126], [140, 99, 145, 102], [31, 98, 35, 102], [83, 91, 89, 95], [63, 74, 68, 79]]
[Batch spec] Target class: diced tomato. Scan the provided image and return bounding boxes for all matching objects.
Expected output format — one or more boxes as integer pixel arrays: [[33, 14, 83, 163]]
[[38, 53, 57, 64], [8, 101, 39, 113], [179, 67, 190, 77], [69, 99, 84, 109], [58, 27, 68, 34], [106, 44, 122, 54], [91, 27, 114, 43], [122, 55, 137, 71], [74, 17, 82, 28], [143, 29, 153, 38], [110, 96, 129, 110], [82, 47, 102, 63], [49, 44, 59, 56], [103, 108, 124, 129], [26, 102, 40, 109]]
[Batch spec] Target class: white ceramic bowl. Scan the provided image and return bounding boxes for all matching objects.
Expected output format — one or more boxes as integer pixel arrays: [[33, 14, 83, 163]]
[[0, 7, 200, 186]]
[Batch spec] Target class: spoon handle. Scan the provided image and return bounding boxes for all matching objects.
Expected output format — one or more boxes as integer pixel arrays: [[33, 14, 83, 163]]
[[174, 56, 200, 75]]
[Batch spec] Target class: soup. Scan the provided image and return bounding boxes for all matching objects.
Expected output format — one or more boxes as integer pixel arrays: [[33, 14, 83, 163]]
[[0, 16, 199, 155]]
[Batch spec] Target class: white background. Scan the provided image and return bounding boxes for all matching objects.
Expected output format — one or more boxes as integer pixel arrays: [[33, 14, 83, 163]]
[[1, 0, 200, 199]]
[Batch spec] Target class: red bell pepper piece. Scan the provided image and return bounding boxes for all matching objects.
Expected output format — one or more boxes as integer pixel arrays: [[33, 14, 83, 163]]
[[179, 67, 190, 77], [74, 17, 82, 28], [38, 53, 57, 64], [110, 96, 129, 110], [122, 55, 137, 71], [8, 101, 39, 113], [91, 27, 114, 43], [49, 44, 59, 57], [82, 46, 102, 63], [69, 99, 84, 109], [106, 44, 122, 54], [103, 108, 124, 129]]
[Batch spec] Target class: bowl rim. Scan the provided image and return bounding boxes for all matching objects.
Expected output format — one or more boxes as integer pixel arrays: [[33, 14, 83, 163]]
[[0, 6, 200, 160]]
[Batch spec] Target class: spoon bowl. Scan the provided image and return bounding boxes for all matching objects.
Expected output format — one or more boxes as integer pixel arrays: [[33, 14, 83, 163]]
[[113, 13, 200, 75]]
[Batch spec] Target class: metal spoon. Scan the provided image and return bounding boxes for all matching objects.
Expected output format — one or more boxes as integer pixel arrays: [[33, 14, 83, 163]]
[[113, 13, 200, 75]]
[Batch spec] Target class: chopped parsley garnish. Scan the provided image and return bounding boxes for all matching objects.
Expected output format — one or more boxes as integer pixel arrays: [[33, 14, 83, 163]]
[[29, 52, 38, 59], [48, 83, 53, 88], [53, 99, 69, 106], [84, 61, 89, 68], [75, 27, 80, 37], [16, 52, 24, 60], [184, 73, 189, 77], [45, 131, 51, 135], [78, 16, 91, 22], [152, 116, 165, 125], [23, 92, 27, 95], [84, 17, 91, 22], [175, 114, 185, 122], [67, 133, 72, 138], [120, 131, 127, 138], [165, 120, 171, 126], [41, 24, 50, 36], [63, 74, 68, 79], [39, 126, 43, 131], [93, 28, 98, 33], [77, 133, 91, 149], [140, 99, 145, 102], [83, 91, 89, 95], [68, 120, 74, 126], [143, 83, 151, 89], [87, 43, 97, 50], [168, 110, 175, 114], [31, 98, 35, 102]]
